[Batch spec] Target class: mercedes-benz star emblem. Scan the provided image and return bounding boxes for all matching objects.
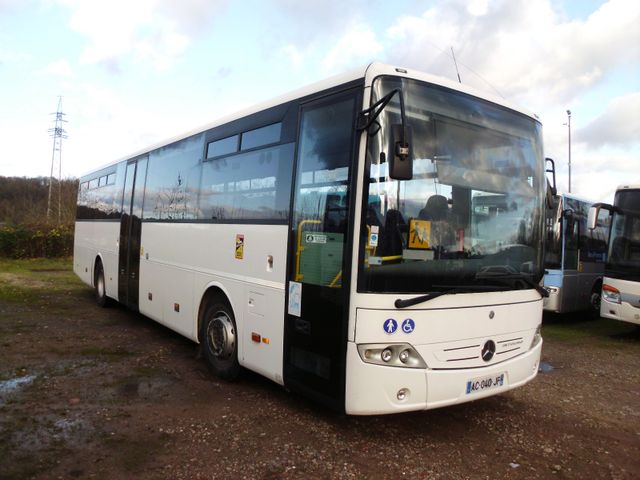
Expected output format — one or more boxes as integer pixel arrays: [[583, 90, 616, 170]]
[[481, 340, 496, 362]]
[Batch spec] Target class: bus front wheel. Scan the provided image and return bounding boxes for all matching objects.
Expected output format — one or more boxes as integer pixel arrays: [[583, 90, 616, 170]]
[[590, 283, 602, 316], [94, 262, 109, 308], [201, 299, 240, 381]]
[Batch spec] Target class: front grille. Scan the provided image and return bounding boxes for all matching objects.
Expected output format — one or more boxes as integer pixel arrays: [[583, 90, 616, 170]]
[[430, 335, 526, 369]]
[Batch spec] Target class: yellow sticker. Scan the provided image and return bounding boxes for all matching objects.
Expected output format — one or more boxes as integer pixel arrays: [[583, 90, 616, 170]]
[[409, 219, 431, 249], [235, 234, 244, 259]]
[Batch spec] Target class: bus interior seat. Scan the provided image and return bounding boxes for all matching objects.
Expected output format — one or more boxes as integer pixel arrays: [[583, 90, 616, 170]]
[[419, 195, 449, 221], [377, 209, 406, 257]]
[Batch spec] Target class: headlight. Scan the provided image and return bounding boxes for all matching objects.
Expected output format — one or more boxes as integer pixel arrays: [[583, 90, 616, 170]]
[[602, 284, 621, 304], [398, 349, 410, 364], [530, 324, 542, 350], [381, 348, 393, 362], [357, 343, 427, 368]]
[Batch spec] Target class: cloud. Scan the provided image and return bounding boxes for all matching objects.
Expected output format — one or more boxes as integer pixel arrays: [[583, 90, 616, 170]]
[[383, 0, 640, 106], [575, 93, 640, 148], [56, 0, 227, 72], [0, 49, 31, 65], [41, 59, 74, 77], [270, 0, 372, 46], [280, 45, 304, 69], [321, 23, 383, 73], [0, 0, 26, 13]]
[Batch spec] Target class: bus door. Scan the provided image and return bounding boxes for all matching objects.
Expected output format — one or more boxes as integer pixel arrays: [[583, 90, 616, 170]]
[[562, 209, 580, 311], [284, 90, 359, 410], [118, 156, 148, 310]]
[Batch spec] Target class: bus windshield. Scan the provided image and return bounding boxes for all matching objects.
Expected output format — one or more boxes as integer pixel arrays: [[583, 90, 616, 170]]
[[358, 77, 545, 294], [607, 189, 640, 281]]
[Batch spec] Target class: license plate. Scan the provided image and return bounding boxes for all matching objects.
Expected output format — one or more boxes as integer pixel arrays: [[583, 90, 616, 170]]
[[466, 372, 505, 395]]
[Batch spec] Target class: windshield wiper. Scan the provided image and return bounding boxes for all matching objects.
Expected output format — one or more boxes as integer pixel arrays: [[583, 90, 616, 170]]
[[394, 285, 506, 309], [475, 270, 549, 298]]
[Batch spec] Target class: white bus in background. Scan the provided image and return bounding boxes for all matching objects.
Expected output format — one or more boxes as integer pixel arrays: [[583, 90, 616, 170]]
[[74, 63, 548, 415], [542, 193, 609, 314], [589, 185, 640, 325]]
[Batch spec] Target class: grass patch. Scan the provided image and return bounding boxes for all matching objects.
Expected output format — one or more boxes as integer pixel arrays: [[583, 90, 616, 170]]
[[79, 347, 134, 358], [0, 257, 73, 274], [0, 257, 84, 303], [542, 316, 640, 346]]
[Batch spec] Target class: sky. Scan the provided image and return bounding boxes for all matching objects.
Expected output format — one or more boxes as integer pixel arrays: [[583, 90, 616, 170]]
[[0, 0, 638, 203]]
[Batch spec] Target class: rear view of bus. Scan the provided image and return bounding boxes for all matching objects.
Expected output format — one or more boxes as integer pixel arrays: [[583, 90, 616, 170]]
[[590, 185, 640, 325]]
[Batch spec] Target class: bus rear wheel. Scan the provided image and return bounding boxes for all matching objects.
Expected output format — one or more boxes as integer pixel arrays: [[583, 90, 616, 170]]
[[201, 299, 240, 381]]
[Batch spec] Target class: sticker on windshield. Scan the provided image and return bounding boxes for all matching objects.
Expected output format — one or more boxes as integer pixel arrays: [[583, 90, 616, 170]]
[[305, 233, 327, 244], [369, 225, 379, 247], [288, 281, 302, 317], [409, 219, 431, 249]]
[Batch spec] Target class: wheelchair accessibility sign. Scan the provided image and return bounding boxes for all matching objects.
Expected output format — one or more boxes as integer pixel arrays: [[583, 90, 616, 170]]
[[383, 318, 415, 334], [402, 318, 415, 333]]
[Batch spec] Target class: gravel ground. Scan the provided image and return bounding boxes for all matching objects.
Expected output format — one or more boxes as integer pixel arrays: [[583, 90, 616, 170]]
[[0, 261, 639, 479]]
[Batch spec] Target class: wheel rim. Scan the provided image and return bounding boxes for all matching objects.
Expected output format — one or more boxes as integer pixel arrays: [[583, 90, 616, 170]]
[[207, 311, 235, 359]]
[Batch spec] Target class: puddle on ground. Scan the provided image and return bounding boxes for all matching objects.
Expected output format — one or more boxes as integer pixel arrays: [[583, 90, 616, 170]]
[[0, 375, 37, 404], [538, 362, 555, 373], [115, 376, 176, 400], [9, 414, 94, 452]]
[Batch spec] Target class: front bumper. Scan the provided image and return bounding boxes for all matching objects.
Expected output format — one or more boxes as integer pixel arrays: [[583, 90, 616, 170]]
[[345, 339, 542, 415]]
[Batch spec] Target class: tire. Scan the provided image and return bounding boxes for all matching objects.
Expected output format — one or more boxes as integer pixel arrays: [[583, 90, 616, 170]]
[[201, 298, 240, 381], [589, 282, 602, 317], [94, 262, 109, 308]]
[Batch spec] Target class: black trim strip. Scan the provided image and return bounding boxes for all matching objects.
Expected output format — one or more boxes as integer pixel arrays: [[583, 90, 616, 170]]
[[75, 219, 121, 223], [140, 218, 289, 225], [357, 298, 543, 312]]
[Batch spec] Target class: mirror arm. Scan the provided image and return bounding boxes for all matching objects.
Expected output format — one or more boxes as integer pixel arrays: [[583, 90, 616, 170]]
[[356, 88, 401, 133], [396, 88, 409, 158], [545, 158, 557, 196]]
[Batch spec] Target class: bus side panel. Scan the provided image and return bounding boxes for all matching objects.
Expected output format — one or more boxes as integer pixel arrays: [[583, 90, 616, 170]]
[[138, 223, 288, 383], [73, 220, 120, 300]]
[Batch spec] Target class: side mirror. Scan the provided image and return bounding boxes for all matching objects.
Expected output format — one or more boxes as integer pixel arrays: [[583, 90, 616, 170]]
[[389, 124, 413, 180], [588, 202, 613, 230], [545, 158, 557, 196], [587, 205, 599, 231], [546, 180, 557, 209]]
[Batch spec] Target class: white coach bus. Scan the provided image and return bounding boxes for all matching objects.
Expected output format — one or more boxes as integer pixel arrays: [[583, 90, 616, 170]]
[[74, 63, 547, 415], [589, 185, 640, 325]]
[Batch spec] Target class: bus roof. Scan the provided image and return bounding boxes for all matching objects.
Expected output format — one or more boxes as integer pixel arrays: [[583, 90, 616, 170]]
[[82, 62, 540, 177], [554, 192, 597, 205], [616, 184, 640, 191]]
